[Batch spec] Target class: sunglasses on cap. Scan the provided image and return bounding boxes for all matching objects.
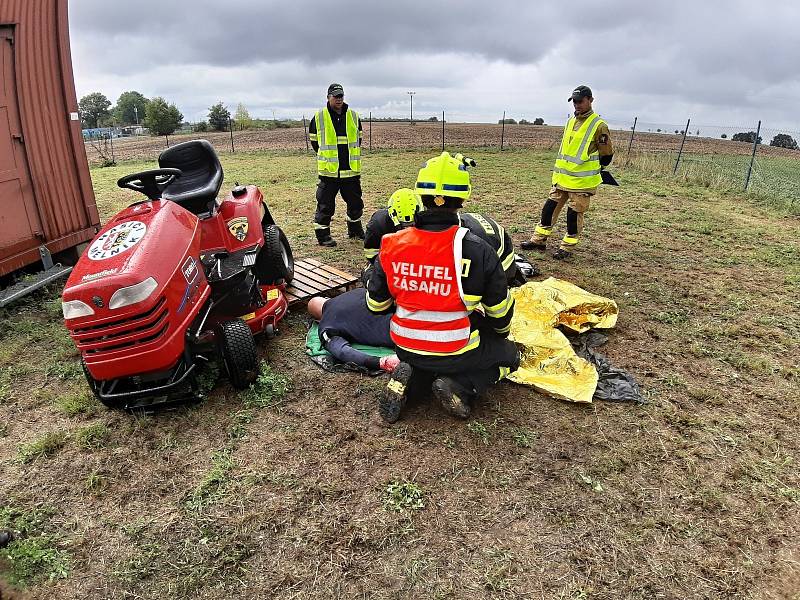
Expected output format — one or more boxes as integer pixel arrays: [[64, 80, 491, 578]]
[[332, 93, 344, 98]]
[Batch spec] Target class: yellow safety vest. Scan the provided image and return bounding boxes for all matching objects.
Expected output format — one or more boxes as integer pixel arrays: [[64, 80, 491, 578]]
[[551, 113, 604, 189], [315, 108, 361, 178]]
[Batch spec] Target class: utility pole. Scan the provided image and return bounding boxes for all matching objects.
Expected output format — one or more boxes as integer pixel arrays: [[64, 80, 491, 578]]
[[407, 91, 415, 125], [133, 105, 139, 126]]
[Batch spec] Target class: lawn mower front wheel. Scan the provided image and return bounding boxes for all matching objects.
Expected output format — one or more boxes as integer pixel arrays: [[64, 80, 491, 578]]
[[216, 318, 259, 389]]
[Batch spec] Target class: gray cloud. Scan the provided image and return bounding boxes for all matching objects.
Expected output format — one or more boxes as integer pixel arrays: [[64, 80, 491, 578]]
[[69, 0, 800, 130]]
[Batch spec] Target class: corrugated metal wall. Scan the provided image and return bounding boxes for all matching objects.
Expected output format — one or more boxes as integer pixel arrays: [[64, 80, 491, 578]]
[[0, 0, 99, 276]]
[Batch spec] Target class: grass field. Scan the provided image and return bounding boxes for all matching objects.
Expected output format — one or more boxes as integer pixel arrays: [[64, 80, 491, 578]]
[[1, 148, 799, 599]]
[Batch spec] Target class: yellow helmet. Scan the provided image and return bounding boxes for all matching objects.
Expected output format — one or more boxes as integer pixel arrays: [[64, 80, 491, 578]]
[[387, 188, 423, 226], [415, 152, 474, 202]]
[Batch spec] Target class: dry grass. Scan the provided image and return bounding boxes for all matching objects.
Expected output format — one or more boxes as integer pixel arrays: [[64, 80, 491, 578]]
[[0, 147, 798, 599]]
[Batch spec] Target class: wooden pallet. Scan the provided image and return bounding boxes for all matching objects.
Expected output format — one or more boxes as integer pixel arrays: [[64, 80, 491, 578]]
[[284, 258, 359, 305]]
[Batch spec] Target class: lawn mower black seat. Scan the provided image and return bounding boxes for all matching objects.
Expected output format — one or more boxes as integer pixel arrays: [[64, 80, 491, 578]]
[[158, 140, 223, 215]]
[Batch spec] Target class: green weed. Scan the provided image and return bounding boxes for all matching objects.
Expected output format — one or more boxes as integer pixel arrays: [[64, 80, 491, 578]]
[[76, 423, 110, 450], [240, 362, 290, 408], [45, 360, 83, 381], [467, 421, 491, 445], [382, 480, 425, 513], [54, 390, 98, 417], [184, 449, 235, 511], [0, 536, 69, 585], [511, 428, 536, 448], [85, 470, 107, 494], [0, 505, 68, 586], [17, 431, 68, 463]]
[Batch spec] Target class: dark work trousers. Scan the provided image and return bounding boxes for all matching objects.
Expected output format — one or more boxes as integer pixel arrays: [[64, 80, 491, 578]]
[[396, 329, 520, 399], [314, 176, 364, 227]]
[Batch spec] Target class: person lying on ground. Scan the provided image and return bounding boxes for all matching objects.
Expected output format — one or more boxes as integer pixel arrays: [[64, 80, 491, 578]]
[[307, 288, 399, 373]]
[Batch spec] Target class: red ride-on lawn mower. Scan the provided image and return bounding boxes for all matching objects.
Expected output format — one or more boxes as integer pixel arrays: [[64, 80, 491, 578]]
[[61, 140, 294, 410]]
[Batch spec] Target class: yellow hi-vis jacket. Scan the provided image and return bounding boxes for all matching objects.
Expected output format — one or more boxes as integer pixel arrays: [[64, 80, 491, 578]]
[[551, 113, 605, 189], [314, 108, 361, 178]]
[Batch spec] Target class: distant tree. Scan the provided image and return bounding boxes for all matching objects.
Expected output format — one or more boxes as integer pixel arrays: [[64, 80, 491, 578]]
[[657, 128, 662, 132], [721, 133, 728, 139], [78, 92, 112, 128], [143, 97, 183, 136], [769, 133, 798, 150], [519, 118, 529, 124], [208, 102, 231, 131], [732, 131, 762, 144], [674, 130, 679, 134], [427, 116, 438, 122], [234, 103, 253, 130], [533, 117, 545, 125], [113, 91, 149, 125], [498, 118, 517, 124], [193, 121, 208, 132]]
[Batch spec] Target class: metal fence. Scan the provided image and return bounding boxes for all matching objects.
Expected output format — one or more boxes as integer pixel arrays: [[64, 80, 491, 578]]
[[83, 113, 800, 206], [611, 117, 800, 202]]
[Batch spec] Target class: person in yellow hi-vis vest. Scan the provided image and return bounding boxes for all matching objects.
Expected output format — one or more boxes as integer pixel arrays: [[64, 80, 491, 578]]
[[521, 85, 613, 259], [308, 83, 364, 247]]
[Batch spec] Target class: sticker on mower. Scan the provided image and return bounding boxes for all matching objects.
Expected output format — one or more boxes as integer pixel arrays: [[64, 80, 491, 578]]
[[81, 268, 118, 282], [87, 221, 147, 261], [226, 217, 249, 241], [182, 256, 198, 283]]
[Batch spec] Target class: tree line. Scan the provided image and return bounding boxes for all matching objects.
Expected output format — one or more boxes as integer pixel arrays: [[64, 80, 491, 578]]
[[77, 92, 272, 136]]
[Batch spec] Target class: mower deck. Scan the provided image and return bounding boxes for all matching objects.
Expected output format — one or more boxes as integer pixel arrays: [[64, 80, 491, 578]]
[[284, 258, 358, 305]]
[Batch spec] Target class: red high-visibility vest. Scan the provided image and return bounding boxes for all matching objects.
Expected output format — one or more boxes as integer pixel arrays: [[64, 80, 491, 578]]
[[379, 226, 471, 355]]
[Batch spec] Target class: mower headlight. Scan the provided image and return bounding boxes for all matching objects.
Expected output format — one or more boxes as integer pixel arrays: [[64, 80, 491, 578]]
[[109, 277, 158, 310], [61, 300, 95, 319]]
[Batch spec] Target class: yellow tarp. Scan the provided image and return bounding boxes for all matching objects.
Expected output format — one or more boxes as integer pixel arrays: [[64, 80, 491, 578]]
[[507, 277, 618, 403]]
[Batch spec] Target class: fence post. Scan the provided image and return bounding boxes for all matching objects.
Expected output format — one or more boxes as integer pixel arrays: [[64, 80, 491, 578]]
[[625, 116, 637, 164], [229, 118, 235, 153], [165, 134, 169, 148], [500, 111, 506, 151], [109, 132, 115, 163], [743, 119, 762, 191], [442, 110, 445, 151], [673, 118, 691, 175], [369, 111, 372, 152], [302, 115, 308, 152]]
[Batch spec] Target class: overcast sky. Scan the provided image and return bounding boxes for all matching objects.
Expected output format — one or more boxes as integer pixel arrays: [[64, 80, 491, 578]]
[[69, 0, 800, 132]]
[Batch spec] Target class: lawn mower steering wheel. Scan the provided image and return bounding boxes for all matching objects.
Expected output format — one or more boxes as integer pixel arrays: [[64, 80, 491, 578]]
[[117, 168, 183, 200]]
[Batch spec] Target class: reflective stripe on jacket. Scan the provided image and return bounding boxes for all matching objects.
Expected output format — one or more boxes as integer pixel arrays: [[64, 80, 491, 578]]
[[316, 108, 361, 177], [552, 113, 604, 189], [379, 226, 475, 355]]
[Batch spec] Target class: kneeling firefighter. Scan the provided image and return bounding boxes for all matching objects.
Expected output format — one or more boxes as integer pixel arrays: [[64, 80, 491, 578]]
[[363, 188, 525, 285], [366, 152, 520, 422]]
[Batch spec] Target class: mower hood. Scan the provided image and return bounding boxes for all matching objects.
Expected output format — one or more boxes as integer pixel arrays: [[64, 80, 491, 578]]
[[63, 201, 201, 319]]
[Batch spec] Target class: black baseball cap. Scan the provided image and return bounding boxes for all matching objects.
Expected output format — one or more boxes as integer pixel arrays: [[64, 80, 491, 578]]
[[568, 85, 592, 102], [327, 83, 344, 97]]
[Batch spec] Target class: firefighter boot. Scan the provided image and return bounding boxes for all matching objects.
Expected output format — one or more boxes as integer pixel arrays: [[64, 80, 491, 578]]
[[379, 362, 414, 423], [315, 227, 337, 248], [347, 219, 365, 240], [431, 376, 472, 419]]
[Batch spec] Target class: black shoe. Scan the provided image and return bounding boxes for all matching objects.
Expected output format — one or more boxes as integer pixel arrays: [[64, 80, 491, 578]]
[[520, 240, 547, 251], [552, 248, 573, 260], [318, 237, 337, 247], [379, 362, 414, 423], [431, 377, 472, 419], [347, 221, 365, 240]]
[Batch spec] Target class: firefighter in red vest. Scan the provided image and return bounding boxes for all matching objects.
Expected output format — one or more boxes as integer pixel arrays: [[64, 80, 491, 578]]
[[366, 152, 520, 422]]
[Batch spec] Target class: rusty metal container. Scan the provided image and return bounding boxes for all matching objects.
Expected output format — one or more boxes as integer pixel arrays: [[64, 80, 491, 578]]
[[0, 0, 99, 278]]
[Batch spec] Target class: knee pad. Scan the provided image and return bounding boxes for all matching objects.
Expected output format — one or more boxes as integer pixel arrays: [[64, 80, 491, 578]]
[[541, 199, 559, 226], [566, 208, 579, 235]]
